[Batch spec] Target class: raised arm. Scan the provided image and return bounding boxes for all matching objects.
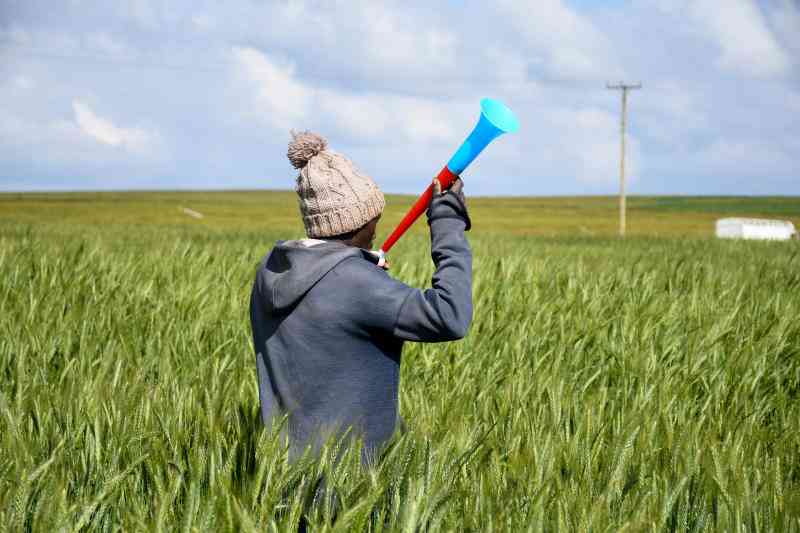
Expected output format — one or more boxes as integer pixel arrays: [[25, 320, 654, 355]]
[[392, 178, 472, 342], [331, 179, 472, 343]]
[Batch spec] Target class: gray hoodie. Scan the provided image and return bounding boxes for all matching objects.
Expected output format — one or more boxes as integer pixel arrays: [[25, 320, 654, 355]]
[[249, 192, 472, 461]]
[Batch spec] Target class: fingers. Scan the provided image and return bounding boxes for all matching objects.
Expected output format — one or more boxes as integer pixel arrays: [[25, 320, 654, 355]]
[[433, 177, 465, 196], [432, 177, 442, 196], [380, 260, 391, 271]]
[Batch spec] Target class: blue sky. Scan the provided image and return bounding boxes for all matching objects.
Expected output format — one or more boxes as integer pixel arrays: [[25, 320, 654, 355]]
[[1, 0, 798, 195]]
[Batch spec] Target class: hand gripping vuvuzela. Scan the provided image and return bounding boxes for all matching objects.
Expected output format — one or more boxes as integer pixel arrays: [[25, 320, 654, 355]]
[[374, 98, 519, 264]]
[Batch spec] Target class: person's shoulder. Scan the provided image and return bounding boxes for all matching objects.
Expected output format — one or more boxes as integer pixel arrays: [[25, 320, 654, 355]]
[[325, 253, 413, 314], [330, 252, 389, 280], [324, 253, 403, 296]]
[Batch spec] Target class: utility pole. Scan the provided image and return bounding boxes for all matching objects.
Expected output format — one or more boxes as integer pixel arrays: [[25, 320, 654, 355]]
[[606, 82, 641, 237]]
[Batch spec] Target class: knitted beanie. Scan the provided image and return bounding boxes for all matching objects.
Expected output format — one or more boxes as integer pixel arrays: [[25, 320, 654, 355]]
[[288, 131, 385, 238]]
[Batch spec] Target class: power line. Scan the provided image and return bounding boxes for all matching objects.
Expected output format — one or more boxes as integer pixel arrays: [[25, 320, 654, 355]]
[[606, 81, 641, 238]]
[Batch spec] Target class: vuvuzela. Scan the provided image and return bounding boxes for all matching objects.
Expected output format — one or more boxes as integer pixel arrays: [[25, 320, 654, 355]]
[[376, 98, 519, 262]]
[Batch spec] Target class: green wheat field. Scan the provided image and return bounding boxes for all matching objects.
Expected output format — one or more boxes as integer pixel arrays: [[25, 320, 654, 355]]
[[1, 191, 799, 531]]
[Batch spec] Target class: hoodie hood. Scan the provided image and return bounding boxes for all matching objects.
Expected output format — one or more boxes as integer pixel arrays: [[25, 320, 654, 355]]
[[257, 239, 364, 313]]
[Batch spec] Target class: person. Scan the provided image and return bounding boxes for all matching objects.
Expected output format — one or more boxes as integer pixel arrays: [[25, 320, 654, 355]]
[[249, 131, 472, 464]]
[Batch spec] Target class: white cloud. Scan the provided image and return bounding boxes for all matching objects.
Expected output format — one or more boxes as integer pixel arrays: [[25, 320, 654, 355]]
[[316, 91, 392, 141], [0, 109, 130, 170], [319, 91, 458, 144], [2, 1, 799, 194], [72, 100, 154, 153], [232, 46, 458, 145], [635, 81, 709, 146], [0, 25, 33, 46], [642, 81, 694, 120], [696, 0, 789, 77], [484, 45, 529, 88], [0, 110, 90, 169], [123, 0, 160, 30], [652, 0, 790, 77], [11, 76, 35, 90], [788, 91, 800, 114], [191, 13, 215, 31], [232, 47, 312, 130], [498, 0, 622, 80], [702, 138, 793, 176], [767, 0, 800, 62], [83, 31, 135, 60], [0, 26, 80, 54], [356, 3, 458, 79], [180, 2, 463, 92], [551, 108, 641, 185]]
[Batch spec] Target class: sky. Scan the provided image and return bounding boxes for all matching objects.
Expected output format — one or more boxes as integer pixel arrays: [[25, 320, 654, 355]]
[[0, 0, 798, 196]]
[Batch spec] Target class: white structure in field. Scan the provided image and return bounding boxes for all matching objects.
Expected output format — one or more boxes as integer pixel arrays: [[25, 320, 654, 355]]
[[716, 218, 797, 241]]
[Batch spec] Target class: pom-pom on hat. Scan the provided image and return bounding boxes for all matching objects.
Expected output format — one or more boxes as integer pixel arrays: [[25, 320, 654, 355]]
[[287, 131, 328, 169], [288, 130, 385, 238]]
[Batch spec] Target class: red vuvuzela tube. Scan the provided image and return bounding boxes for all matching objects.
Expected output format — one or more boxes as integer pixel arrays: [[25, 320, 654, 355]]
[[379, 165, 458, 255]]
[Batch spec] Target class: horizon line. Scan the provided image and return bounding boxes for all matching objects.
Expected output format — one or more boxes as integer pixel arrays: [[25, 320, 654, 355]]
[[1, 187, 799, 200]]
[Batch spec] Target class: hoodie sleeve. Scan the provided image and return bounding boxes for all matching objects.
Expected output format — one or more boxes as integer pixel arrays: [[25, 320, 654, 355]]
[[333, 192, 472, 342]]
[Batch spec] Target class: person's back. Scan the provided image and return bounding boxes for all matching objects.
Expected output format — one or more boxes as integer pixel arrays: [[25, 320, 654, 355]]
[[250, 131, 472, 461]]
